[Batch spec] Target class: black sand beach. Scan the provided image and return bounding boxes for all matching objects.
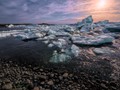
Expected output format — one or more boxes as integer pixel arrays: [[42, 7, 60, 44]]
[[0, 35, 120, 90]]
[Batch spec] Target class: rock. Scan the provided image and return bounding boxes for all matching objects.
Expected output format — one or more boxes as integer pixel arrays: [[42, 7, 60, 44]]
[[40, 69, 43, 72], [63, 73, 69, 78], [59, 76, 63, 80], [69, 74, 73, 77], [111, 86, 117, 90], [2, 83, 13, 90], [3, 79, 11, 83], [33, 87, 40, 90], [50, 73, 54, 77], [25, 79, 34, 90], [40, 81, 45, 85], [0, 73, 5, 78], [39, 75, 47, 81], [47, 80, 54, 85], [110, 81, 117, 87], [100, 83, 108, 89], [87, 48, 95, 56]]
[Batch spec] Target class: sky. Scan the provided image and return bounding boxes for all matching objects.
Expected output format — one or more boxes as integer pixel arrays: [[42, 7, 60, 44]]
[[0, 0, 120, 24]]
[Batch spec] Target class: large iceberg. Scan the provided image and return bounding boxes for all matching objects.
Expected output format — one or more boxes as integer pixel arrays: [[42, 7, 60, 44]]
[[77, 16, 94, 32]]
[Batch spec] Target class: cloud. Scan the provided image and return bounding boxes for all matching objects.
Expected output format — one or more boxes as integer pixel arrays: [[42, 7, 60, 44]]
[[0, 0, 119, 24]]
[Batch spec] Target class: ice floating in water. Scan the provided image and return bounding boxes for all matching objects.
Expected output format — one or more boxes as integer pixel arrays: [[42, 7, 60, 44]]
[[0, 30, 21, 38], [8, 24, 14, 28], [48, 43, 54, 48], [14, 29, 45, 41], [43, 40, 49, 44]]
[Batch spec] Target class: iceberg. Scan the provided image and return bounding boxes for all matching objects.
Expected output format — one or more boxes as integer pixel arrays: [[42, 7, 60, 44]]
[[93, 48, 113, 55], [50, 50, 71, 63], [8, 24, 14, 28], [77, 16, 94, 32], [59, 53, 71, 62], [71, 34, 114, 46], [50, 50, 59, 63], [43, 40, 49, 44], [14, 29, 39, 41], [71, 45, 81, 57], [96, 20, 109, 26], [47, 35, 56, 40], [51, 39, 68, 48], [48, 43, 54, 48]]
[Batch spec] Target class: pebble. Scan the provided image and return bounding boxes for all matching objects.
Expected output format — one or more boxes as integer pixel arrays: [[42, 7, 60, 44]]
[[47, 80, 54, 85], [39, 75, 47, 81], [2, 83, 13, 90], [33, 86, 40, 90], [100, 83, 108, 89], [63, 73, 69, 78], [59, 76, 63, 80], [50, 73, 54, 77]]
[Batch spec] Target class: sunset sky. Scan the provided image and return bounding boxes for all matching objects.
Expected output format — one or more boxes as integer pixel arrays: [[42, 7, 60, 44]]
[[0, 0, 120, 24]]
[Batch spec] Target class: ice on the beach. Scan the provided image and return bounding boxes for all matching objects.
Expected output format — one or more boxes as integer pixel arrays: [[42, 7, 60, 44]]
[[50, 50, 71, 63], [71, 45, 81, 57], [71, 34, 114, 46], [49, 44, 81, 63], [93, 47, 113, 55]]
